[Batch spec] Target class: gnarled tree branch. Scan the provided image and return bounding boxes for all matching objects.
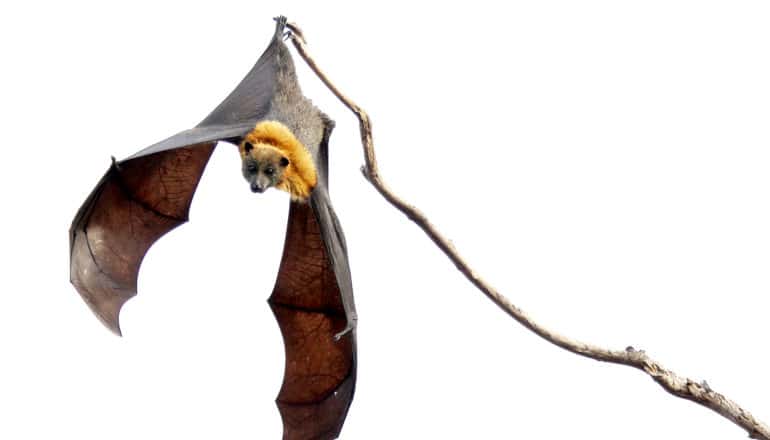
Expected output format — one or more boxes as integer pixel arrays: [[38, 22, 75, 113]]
[[285, 21, 770, 440]]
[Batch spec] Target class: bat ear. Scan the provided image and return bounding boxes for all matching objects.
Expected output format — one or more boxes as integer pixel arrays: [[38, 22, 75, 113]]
[[280, 156, 290, 167], [244, 142, 254, 153]]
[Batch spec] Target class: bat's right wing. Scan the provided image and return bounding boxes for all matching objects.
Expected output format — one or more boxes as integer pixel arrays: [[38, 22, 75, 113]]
[[69, 18, 290, 334], [69, 142, 215, 334]]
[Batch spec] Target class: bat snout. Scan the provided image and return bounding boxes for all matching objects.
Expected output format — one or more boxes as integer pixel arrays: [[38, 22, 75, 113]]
[[251, 182, 265, 193]]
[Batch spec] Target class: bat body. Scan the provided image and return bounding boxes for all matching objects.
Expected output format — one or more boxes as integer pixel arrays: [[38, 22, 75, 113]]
[[69, 17, 356, 440]]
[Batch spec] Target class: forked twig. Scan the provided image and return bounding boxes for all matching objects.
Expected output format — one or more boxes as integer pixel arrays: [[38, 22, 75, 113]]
[[285, 21, 770, 440]]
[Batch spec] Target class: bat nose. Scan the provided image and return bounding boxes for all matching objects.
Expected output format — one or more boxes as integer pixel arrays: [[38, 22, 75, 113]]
[[251, 183, 264, 193]]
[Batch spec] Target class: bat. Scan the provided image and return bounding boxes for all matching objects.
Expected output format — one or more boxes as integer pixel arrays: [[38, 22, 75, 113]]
[[68, 16, 356, 440]]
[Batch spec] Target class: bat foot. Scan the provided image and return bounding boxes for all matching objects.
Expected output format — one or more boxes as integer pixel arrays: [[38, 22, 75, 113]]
[[273, 16, 289, 40]]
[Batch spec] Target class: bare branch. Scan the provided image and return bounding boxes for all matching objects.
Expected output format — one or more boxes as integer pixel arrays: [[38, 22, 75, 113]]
[[286, 21, 770, 440]]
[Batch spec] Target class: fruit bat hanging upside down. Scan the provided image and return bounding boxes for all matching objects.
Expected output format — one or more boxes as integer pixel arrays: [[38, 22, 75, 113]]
[[68, 17, 356, 440]]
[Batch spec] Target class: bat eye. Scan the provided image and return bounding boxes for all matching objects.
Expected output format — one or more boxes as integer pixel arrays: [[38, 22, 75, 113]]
[[244, 142, 254, 153], [265, 166, 275, 176], [247, 164, 257, 173], [280, 157, 289, 167]]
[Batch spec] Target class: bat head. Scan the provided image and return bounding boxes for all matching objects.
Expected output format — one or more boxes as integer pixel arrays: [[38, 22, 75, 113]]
[[238, 121, 317, 201], [240, 142, 290, 194]]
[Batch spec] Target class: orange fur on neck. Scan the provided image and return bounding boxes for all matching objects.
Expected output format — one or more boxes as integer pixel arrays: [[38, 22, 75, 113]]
[[239, 121, 317, 201]]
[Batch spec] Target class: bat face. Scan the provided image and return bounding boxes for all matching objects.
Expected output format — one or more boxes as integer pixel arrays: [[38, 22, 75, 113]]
[[238, 121, 318, 201], [240, 142, 290, 194]]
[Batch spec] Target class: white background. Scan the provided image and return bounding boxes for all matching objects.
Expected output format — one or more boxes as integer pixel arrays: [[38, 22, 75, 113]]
[[1, 1, 769, 439]]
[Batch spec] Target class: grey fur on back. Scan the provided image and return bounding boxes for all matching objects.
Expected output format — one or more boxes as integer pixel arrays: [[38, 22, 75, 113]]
[[264, 40, 330, 173]]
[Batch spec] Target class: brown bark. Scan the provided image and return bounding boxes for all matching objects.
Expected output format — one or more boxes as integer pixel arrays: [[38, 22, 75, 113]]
[[285, 21, 770, 440]]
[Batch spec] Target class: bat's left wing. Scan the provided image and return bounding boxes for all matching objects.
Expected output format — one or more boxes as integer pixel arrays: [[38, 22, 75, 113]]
[[69, 19, 287, 334], [268, 121, 357, 438]]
